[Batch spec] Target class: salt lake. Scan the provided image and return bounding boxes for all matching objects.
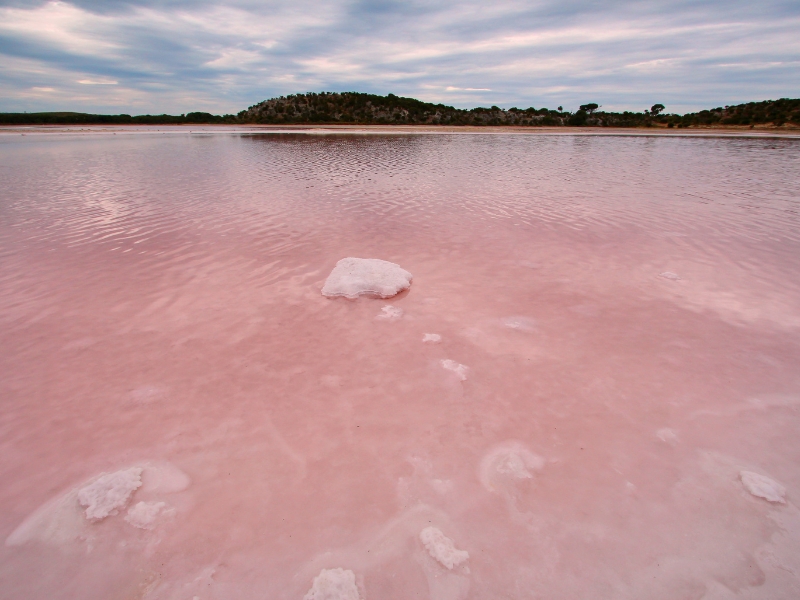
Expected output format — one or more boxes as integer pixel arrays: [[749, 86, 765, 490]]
[[1, 128, 800, 599]]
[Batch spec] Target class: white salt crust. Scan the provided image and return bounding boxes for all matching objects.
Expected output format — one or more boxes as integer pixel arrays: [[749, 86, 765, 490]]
[[125, 501, 170, 529], [423, 333, 442, 343], [479, 442, 545, 492], [441, 359, 469, 381], [78, 467, 143, 520], [5, 462, 190, 547], [321, 258, 412, 299], [659, 272, 681, 280], [303, 568, 360, 600], [656, 428, 678, 443], [375, 305, 403, 320], [501, 316, 537, 332], [420, 526, 469, 569], [740, 471, 786, 503]]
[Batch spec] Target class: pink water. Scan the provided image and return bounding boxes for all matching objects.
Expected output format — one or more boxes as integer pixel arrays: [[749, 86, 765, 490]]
[[2, 130, 800, 599]]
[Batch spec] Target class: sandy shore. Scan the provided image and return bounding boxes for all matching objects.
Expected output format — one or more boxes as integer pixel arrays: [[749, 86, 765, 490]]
[[2, 123, 799, 137]]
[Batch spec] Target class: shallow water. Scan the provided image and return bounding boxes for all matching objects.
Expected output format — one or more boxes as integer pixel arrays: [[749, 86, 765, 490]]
[[1, 130, 800, 599]]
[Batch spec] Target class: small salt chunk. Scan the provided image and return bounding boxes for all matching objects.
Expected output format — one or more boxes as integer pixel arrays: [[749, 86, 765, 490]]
[[659, 272, 681, 280], [430, 479, 453, 494], [375, 305, 403, 320], [740, 471, 786, 503], [77, 467, 143, 520], [419, 526, 469, 569], [322, 258, 412, 299], [496, 451, 537, 479], [501, 316, 536, 332], [441, 359, 468, 381], [304, 568, 360, 600], [422, 333, 441, 343], [479, 442, 545, 492], [125, 501, 169, 529], [656, 428, 678, 443]]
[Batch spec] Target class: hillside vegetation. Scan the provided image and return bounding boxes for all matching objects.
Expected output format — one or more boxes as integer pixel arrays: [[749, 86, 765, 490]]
[[2, 94, 798, 128], [239, 93, 800, 128]]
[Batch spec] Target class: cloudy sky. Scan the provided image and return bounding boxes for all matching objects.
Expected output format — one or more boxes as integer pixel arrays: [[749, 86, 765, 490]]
[[1, 0, 798, 115]]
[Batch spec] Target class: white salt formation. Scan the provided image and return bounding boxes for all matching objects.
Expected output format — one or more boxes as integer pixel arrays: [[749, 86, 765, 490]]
[[501, 316, 537, 332], [479, 442, 545, 492], [659, 271, 681, 280], [321, 258, 412, 299], [423, 333, 441, 343], [5, 488, 86, 547], [740, 471, 786, 503], [77, 467, 143, 520], [5, 462, 189, 547], [140, 461, 191, 494], [303, 568, 360, 600], [375, 305, 403, 320], [420, 526, 469, 569], [125, 501, 170, 529], [656, 428, 678, 443], [441, 359, 469, 381]]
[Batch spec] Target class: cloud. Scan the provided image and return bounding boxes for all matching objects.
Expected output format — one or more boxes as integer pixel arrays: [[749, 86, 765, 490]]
[[445, 87, 492, 92], [78, 77, 118, 84], [0, 0, 798, 114]]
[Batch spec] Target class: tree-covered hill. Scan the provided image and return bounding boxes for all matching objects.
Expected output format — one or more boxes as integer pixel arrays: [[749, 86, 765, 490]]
[[2, 94, 798, 127], [238, 93, 800, 128], [238, 92, 567, 125]]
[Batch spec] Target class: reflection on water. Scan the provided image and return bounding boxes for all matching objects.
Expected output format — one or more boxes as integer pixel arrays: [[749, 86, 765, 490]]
[[1, 131, 800, 599]]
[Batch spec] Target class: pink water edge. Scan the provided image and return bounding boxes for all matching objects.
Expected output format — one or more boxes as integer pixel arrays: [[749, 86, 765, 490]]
[[1, 130, 800, 599]]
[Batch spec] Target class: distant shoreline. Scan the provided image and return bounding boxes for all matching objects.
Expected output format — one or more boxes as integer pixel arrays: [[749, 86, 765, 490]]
[[3, 124, 799, 138], [3, 94, 799, 129]]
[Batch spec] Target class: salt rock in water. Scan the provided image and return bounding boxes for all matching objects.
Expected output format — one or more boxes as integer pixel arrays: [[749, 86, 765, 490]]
[[740, 471, 786, 503], [77, 467, 143, 520], [321, 258, 412, 299], [420, 526, 469, 569], [501, 316, 537, 332], [304, 568, 360, 600], [479, 442, 545, 492], [423, 333, 442, 343], [656, 428, 678, 443], [659, 271, 681, 280], [375, 305, 403, 320], [441, 359, 469, 381], [125, 501, 172, 529]]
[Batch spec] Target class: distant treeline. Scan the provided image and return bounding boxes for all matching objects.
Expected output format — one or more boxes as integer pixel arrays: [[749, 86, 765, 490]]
[[3, 94, 799, 128], [0, 111, 236, 125], [240, 93, 800, 128]]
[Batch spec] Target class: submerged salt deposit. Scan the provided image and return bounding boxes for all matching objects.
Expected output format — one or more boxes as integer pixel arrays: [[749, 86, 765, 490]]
[[659, 271, 681, 280], [479, 442, 545, 492], [78, 467, 143, 520], [501, 316, 537, 332], [304, 568, 360, 600], [5, 462, 189, 548], [422, 333, 442, 343], [441, 359, 469, 380], [321, 258, 412, 299], [375, 305, 403, 320], [125, 501, 172, 529], [419, 526, 469, 569], [740, 471, 786, 503]]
